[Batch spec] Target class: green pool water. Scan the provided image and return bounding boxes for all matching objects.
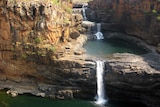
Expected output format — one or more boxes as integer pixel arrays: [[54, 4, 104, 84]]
[[0, 91, 92, 107], [0, 91, 147, 107], [84, 39, 148, 56]]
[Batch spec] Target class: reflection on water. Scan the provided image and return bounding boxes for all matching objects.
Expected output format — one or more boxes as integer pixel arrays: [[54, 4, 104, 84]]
[[84, 39, 148, 56]]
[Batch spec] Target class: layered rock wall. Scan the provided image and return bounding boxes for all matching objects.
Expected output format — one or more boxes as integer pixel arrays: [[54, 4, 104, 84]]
[[104, 53, 160, 107], [1, 1, 160, 107], [0, 0, 84, 60], [87, 0, 160, 49], [0, 0, 94, 100]]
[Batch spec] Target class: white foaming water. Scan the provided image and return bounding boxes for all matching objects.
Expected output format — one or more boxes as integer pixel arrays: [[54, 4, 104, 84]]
[[95, 61, 107, 105], [82, 5, 87, 21], [94, 23, 104, 40]]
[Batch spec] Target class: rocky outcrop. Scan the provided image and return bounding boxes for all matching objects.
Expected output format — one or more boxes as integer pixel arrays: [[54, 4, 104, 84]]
[[86, 0, 160, 52], [0, 0, 86, 60], [0, 53, 96, 99], [0, 1, 160, 107], [0, 0, 93, 100], [104, 53, 160, 107], [1, 50, 160, 106]]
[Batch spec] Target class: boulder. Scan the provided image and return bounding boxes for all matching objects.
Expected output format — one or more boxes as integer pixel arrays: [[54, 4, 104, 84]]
[[70, 30, 80, 39], [6, 90, 18, 97]]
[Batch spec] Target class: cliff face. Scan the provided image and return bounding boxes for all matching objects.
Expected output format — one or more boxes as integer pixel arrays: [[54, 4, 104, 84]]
[[0, 0, 84, 60], [87, 0, 160, 49], [104, 53, 160, 107], [0, 0, 94, 99], [0, 1, 160, 107]]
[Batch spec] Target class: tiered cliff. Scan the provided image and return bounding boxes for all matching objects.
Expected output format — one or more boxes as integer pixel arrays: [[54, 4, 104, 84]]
[[86, 0, 160, 52], [0, 1, 160, 107], [0, 0, 94, 100], [0, 0, 86, 61]]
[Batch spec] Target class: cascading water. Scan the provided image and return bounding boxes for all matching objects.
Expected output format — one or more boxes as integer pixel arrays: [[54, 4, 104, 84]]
[[82, 5, 87, 21], [94, 23, 104, 40], [95, 61, 107, 105]]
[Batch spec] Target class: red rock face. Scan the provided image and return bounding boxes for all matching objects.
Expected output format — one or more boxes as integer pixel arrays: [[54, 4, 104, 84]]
[[0, 0, 84, 77], [0, 0, 83, 60], [87, 0, 160, 46]]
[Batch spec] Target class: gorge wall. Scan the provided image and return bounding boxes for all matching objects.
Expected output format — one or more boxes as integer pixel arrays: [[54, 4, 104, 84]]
[[1, 1, 160, 107], [86, 0, 160, 52], [0, 0, 95, 100], [104, 53, 160, 107], [0, 0, 86, 61]]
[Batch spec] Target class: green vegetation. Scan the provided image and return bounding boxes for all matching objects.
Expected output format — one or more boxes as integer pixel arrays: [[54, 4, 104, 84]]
[[65, 7, 72, 13], [52, 0, 59, 4], [31, 52, 36, 55], [152, 9, 157, 14], [37, 50, 47, 56], [49, 45, 56, 52], [72, 0, 92, 3], [143, 10, 150, 14], [34, 36, 42, 44], [22, 53, 27, 59], [157, 16, 160, 21], [64, 18, 70, 24]]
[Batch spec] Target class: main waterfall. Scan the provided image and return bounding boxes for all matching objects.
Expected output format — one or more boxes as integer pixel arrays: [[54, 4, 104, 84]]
[[95, 61, 107, 105]]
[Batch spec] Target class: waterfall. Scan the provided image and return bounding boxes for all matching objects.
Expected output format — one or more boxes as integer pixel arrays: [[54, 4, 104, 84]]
[[82, 5, 87, 21], [95, 61, 107, 105], [94, 23, 104, 40], [97, 23, 101, 32]]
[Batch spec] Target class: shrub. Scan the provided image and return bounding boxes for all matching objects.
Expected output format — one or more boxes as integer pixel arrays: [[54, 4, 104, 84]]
[[157, 16, 160, 21], [35, 36, 42, 44], [22, 54, 27, 59], [65, 7, 72, 13], [52, 0, 59, 4], [49, 45, 56, 52], [152, 9, 157, 14]]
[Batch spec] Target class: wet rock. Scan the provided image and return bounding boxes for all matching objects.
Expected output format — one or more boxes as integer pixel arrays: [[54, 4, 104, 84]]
[[6, 90, 18, 97], [36, 93, 45, 97]]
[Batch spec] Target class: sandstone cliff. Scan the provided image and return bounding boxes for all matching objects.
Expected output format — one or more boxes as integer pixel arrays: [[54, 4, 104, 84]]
[[86, 0, 160, 52], [0, 0, 85, 61], [0, 1, 160, 107], [104, 53, 160, 107], [0, 0, 93, 100]]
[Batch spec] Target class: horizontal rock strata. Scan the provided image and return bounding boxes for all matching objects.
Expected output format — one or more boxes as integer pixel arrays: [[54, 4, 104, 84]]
[[86, 0, 160, 52]]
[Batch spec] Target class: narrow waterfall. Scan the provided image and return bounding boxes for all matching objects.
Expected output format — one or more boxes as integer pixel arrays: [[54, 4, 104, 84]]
[[82, 5, 87, 21], [94, 23, 104, 40], [95, 61, 107, 105], [97, 23, 101, 32]]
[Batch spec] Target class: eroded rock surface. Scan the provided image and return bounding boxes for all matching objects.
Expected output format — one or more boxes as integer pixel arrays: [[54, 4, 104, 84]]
[[86, 0, 160, 52], [0, 1, 160, 107], [104, 53, 160, 107]]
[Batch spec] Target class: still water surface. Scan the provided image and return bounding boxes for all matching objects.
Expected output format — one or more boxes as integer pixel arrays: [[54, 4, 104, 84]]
[[84, 39, 148, 56], [0, 91, 147, 107]]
